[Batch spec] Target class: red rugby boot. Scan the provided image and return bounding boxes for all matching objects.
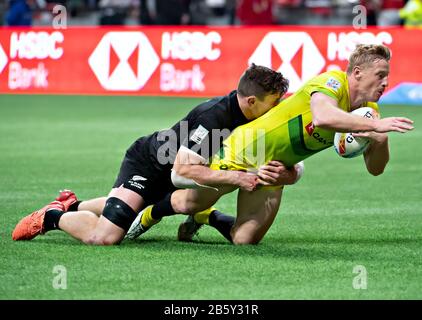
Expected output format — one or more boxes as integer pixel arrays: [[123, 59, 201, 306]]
[[55, 189, 78, 212], [12, 201, 64, 241]]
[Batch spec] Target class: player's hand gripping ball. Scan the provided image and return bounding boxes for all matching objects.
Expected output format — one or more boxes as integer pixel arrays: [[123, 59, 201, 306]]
[[334, 107, 376, 158]]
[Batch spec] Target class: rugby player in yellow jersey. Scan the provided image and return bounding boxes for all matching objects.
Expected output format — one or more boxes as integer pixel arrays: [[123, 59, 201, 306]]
[[139, 44, 414, 245], [12, 64, 293, 244]]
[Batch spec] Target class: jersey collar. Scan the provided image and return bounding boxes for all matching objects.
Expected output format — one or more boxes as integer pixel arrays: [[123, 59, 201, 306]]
[[230, 90, 248, 127]]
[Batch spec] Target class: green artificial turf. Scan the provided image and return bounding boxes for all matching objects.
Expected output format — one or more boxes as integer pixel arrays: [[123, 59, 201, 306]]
[[0, 95, 421, 299]]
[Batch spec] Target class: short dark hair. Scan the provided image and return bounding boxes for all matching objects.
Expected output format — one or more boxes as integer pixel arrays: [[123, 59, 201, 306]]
[[237, 63, 289, 100]]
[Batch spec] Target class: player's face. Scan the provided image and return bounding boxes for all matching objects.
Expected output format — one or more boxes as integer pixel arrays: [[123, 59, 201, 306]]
[[253, 92, 282, 118], [358, 59, 390, 102]]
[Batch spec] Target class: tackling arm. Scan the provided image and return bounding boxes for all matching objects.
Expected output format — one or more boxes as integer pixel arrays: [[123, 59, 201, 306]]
[[172, 147, 303, 190], [171, 146, 258, 192]]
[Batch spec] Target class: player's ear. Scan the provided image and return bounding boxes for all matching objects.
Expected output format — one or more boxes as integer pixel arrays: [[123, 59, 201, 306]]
[[247, 96, 256, 106], [353, 66, 362, 80]]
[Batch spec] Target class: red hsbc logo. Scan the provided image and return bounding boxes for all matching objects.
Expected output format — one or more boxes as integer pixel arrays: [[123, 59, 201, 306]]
[[0, 43, 8, 75], [89, 32, 159, 91], [249, 32, 325, 93]]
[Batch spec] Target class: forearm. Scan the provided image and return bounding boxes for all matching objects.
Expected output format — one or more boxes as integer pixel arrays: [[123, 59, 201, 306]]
[[319, 114, 377, 133], [313, 103, 377, 132], [311, 93, 413, 134], [172, 147, 257, 191], [311, 93, 378, 133], [364, 138, 389, 176], [175, 164, 242, 187]]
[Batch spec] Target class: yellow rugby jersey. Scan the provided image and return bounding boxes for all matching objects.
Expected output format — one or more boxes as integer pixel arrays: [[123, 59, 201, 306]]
[[210, 70, 379, 172]]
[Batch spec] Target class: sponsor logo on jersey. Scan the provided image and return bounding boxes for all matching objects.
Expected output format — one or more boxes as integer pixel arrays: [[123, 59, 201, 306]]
[[306, 121, 331, 145], [305, 122, 314, 135], [326, 77, 341, 91], [128, 175, 148, 190], [190, 125, 209, 144], [132, 175, 147, 181]]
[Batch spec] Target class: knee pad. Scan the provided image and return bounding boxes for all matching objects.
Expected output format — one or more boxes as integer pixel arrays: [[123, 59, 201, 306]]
[[102, 197, 137, 231]]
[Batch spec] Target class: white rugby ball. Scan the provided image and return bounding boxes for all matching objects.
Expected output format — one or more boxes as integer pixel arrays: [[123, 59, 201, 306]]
[[333, 107, 375, 158]]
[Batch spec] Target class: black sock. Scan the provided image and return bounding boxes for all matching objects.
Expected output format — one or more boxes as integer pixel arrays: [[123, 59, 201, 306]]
[[151, 192, 177, 220], [68, 200, 81, 212], [209, 210, 235, 243], [43, 209, 65, 232]]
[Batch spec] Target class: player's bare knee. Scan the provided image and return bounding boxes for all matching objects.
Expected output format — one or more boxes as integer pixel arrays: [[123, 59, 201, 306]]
[[101, 237, 120, 245], [231, 232, 256, 245], [232, 236, 258, 245], [171, 198, 185, 214], [85, 234, 103, 245], [85, 234, 118, 246], [231, 229, 262, 245], [172, 197, 198, 215]]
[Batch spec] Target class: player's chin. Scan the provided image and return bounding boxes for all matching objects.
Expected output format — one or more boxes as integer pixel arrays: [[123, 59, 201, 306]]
[[370, 92, 382, 102]]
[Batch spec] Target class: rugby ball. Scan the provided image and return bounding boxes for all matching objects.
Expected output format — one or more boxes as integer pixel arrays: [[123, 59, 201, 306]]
[[333, 107, 375, 158]]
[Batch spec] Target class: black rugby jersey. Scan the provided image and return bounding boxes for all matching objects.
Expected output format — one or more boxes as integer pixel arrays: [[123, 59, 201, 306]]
[[133, 90, 248, 173]]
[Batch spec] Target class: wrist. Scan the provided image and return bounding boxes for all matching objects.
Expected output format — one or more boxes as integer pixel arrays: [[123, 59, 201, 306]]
[[370, 118, 380, 132], [222, 170, 242, 186]]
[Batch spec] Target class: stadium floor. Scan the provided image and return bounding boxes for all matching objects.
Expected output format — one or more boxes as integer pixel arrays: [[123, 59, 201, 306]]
[[1, 95, 421, 299]]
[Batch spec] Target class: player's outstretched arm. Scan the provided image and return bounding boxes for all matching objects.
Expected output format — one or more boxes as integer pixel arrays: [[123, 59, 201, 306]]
[[372, 117, 414, 133], [310, 93, 414, 133]]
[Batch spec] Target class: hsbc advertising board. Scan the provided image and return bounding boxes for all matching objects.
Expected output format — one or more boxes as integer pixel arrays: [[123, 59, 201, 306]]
[[0, 26, 421, 97]]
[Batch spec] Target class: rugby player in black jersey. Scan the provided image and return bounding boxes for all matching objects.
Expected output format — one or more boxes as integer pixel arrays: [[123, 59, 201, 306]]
[[13, 64, 297, 245]]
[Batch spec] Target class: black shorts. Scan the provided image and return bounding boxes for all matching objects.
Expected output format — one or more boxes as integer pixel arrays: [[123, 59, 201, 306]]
[[112, 137, 176, 206]]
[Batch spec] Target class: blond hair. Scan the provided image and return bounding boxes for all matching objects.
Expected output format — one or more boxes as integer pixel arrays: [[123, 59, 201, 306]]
[[347, 44, 391, 74]]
